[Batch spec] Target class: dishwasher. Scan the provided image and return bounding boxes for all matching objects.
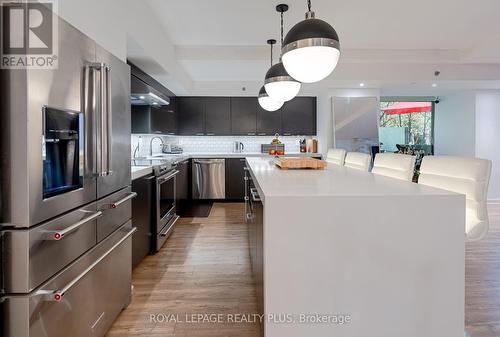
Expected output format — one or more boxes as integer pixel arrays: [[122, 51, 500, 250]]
[[192, 159, 225, 199]]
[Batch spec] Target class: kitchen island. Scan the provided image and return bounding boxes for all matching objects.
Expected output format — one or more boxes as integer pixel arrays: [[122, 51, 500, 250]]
[[245, 157, 465, 337]]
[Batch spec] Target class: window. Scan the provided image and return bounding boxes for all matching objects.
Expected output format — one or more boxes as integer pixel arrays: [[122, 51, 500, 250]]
[[379, 99, 435, 155]]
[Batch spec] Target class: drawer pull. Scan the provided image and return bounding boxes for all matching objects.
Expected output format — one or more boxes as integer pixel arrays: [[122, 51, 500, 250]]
[[250, 188, 261, 202], [45, 211, 103, 241], [48, 227, 137, 302], [0, 227, 137, 303], [102, 192, 137, 210]]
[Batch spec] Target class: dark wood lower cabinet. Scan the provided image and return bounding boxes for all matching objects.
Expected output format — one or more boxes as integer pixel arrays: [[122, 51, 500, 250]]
[[225, 158, 247, 200], [131, 173, 154, 268], [176, 159, 190, 212]]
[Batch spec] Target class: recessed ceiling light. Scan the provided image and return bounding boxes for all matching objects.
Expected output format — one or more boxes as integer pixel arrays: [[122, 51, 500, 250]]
[[432, 83, 437, 87], [359, 83, 365, 87], [152, 102, 158, 105], [139, 96, 145, 99]]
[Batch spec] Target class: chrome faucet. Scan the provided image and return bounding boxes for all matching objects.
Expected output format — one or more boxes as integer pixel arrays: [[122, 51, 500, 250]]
[[149, 136, 164, 156]]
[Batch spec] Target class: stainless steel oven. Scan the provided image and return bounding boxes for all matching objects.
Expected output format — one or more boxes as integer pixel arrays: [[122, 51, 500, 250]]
[[154, 168, 179, 251]]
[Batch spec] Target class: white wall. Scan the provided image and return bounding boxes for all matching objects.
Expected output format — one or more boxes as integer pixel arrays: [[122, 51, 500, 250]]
[[434, 91, 476, 156], [475, 91, 500, 201], [58, 0, 127, 60], [58, 0, 192, 93]]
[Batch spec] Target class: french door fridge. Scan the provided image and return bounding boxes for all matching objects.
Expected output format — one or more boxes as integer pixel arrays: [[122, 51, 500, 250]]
[[0, 12, 135, 337]]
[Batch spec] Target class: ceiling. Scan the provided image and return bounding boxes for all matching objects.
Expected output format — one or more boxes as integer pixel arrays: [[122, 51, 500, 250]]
[[141, 0, 500, 94]]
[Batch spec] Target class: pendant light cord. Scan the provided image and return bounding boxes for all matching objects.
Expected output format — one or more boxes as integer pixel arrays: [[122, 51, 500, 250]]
[[270, 43, 273, 67], [307, 0, 312, 12], [280, 10, 284, 46]]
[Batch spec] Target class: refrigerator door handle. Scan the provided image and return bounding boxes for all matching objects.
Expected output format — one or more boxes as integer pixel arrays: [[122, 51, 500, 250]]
[[102, 64, 112, 176], [92, 62, 112, 177], [84, 64, 98, 179]]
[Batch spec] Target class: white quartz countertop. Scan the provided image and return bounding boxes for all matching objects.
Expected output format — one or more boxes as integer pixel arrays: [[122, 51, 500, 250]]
[[131, 166, 153, 180], [246, 157, 458, 199], [131, 152, 321, 180], [152, 152, 320, 160]]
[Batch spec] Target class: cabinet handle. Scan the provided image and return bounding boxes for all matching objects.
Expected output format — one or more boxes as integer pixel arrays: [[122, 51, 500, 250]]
[[154, 131, 162, 134], [167, 132, 175, 135], [44, 211, 103, 241], [44, 227, 137, 302], [101, 192, 138, 210], [257, 133, 266, 136], [206, 133, 215, 136], [196, 133, 204, 136], [283, 133, 291, 136], [247, 133, 256, 136]]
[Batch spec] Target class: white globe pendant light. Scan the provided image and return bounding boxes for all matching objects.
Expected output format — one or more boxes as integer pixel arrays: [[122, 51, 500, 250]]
[[264, 4, 301, 102], [258, 39, 284, 112], [258, 86, 283, 112], [281, 0, 340, 83]]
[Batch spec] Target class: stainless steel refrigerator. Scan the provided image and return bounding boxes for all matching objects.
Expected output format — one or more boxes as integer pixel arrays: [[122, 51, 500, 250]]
[[0, 13, 135, 337]]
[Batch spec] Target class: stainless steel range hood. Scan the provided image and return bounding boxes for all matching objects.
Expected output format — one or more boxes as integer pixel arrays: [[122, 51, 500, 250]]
[[131, 74, 170, 106], [131, 92, 170, 106]]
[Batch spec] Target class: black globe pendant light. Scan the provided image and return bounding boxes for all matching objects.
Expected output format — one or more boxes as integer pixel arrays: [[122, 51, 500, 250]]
[[258, 39, 284, 112], [281, 0, 340, 83], [264, 4, 301, 102]]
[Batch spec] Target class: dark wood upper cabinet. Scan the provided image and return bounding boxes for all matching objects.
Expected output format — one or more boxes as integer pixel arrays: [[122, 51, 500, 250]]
[[231, 97, 257, 135], [205, 97, 231, 135], [131, 105, 151, 134], [257, 105, 282, 136], [134, 93, 317, 136], [281, 97, 317, 135], [150, 99, 176, 135], [177, 97, 205, 135]]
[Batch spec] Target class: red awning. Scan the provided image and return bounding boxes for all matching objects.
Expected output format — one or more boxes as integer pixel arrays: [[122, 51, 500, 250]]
[[382, 102, 432, 115]]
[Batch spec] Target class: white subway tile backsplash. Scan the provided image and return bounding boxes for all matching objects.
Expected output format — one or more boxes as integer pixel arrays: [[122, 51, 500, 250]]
[[131, 134, 314, 157]]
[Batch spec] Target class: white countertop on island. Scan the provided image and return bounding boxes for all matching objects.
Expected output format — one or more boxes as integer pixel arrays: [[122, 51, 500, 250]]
[[245, 157, 465, 337], [246, 157, 454, 200]]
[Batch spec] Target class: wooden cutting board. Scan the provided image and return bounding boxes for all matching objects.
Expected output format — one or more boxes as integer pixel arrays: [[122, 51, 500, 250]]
[[274, 157, 327, 170]]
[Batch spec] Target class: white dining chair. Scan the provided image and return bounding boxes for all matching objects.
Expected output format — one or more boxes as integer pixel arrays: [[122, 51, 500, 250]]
[[326, 148, 347, 166], [419, 156, 492, 241], [372, 153, 416, 181], [344, 152, 371, 172]]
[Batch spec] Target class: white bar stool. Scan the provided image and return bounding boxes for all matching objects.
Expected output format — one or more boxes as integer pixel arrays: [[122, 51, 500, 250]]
[[344, 152, 371, 172], [372, 153, 416, 181]]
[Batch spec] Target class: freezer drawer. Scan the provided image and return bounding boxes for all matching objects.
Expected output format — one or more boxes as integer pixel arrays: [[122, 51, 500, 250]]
[[192, 159, 225, 199], [97, 186, 136, 242], [1, 222, 135, 337], [1, 203, 99, 294]]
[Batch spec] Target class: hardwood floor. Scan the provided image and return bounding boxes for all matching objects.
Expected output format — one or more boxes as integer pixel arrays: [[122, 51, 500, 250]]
[[465, 204, 500, 337], [107, 203, 500, 337], [106, 203, 260, 337]]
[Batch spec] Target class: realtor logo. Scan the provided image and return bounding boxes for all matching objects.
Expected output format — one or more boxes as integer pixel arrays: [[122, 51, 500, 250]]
[[1, 0, 58, 69]]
